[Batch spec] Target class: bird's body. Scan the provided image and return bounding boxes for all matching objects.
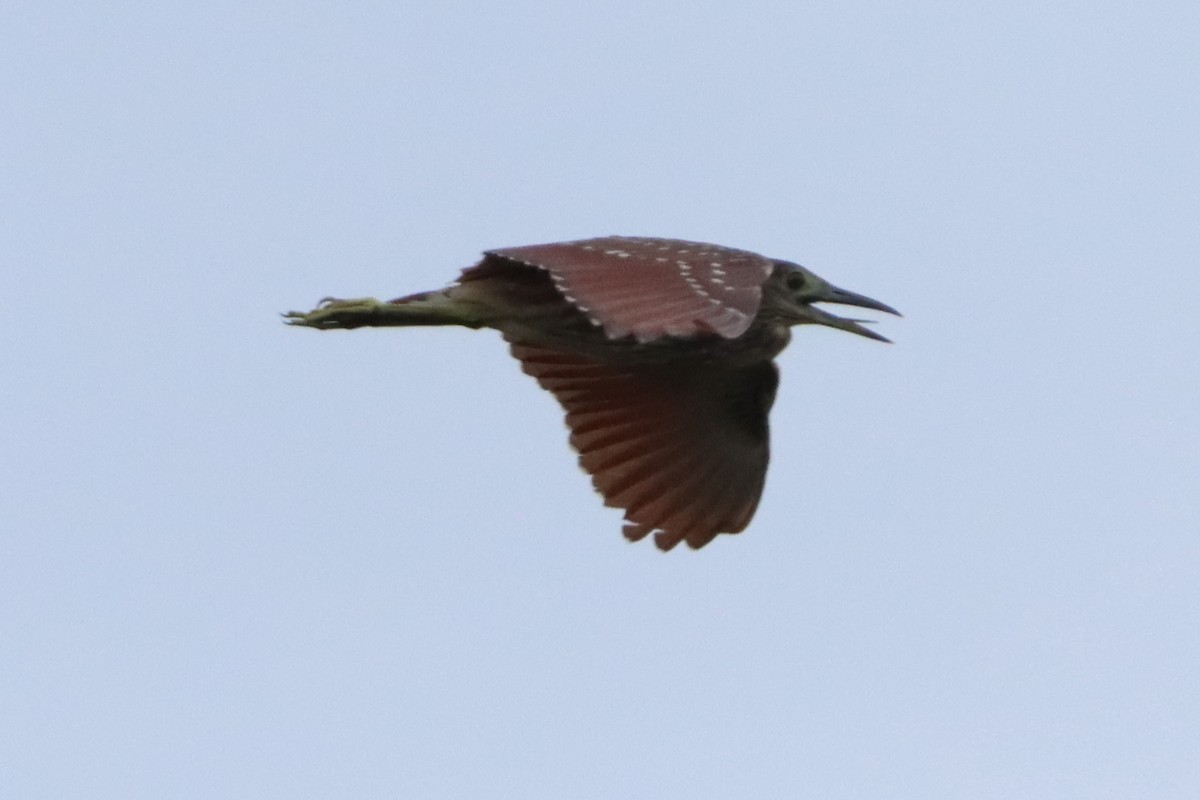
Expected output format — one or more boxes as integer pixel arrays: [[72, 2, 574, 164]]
[[285, 236, 898, 551]]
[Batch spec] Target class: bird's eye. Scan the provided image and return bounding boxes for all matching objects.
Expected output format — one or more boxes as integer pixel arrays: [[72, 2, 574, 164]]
[[786, 272, 807, 291]]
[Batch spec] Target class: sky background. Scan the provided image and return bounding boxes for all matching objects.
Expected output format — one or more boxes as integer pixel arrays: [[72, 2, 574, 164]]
[[3, 1, 1198, 797]]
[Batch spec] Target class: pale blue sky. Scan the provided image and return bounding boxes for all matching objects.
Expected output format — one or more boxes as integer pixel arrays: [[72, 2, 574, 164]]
[[3, 1, 1198, 797]]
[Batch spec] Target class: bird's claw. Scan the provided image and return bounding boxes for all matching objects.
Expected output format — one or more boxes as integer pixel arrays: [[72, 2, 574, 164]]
[[282, 297, 384, 329]]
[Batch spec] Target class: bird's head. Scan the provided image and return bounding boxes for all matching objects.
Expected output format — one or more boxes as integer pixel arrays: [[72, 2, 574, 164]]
[[776, 262, 901, 342]]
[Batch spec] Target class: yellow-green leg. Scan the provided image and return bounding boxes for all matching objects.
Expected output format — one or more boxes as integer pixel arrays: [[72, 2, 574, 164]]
[[283, 291, 486, 331]]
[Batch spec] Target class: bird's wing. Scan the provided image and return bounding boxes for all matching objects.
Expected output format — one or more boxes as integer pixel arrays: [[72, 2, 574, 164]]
[[507, 339, 778, 551], [487, 237, 773, 341]]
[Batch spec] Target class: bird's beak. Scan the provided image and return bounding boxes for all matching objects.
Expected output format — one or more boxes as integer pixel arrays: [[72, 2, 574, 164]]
[[803, 285, 901, 343], [822, 286, 902, 318], [803, 306, 892, 342]]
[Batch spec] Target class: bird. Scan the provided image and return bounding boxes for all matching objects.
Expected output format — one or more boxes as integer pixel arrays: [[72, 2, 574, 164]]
[[284, 236, 899, 551]]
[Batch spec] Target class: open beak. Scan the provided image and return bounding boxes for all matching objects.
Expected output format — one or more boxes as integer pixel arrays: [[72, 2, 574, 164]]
[[823, 286, 902, 317], [804, 306, 892, 342], [807, 285, 901, 343]]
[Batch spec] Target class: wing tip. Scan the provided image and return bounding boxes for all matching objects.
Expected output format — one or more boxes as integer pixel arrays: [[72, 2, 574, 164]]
[[622, 521, 730, 552], [622, 522, 654, 543]]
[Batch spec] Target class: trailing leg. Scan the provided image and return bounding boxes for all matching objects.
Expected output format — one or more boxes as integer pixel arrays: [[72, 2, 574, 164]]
[[283, 289, 487, 330]]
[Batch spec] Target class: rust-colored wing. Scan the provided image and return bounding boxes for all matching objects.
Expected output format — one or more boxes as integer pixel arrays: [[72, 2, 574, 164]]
[[508, 339, 779, 551], [487, 237, 774, 342]]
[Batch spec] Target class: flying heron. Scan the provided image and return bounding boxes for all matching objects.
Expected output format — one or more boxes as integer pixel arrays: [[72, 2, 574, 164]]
[[284, 236, 899, 551]]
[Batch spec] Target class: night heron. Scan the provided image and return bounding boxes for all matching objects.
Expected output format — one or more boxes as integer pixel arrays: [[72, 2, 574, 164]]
[[284, 236, 899, 551]]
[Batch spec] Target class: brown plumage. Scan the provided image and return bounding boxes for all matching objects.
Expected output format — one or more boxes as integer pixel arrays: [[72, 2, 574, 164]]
[[284, 236, 899, 551]]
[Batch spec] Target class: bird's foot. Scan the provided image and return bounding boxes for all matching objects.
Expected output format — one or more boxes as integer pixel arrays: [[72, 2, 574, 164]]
[[282, 297, 386, 330]]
